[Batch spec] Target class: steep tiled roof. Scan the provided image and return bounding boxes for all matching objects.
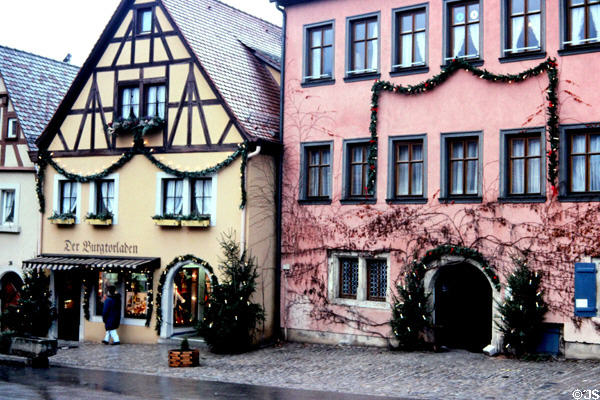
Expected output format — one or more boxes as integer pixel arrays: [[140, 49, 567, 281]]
[[0, 45, 79, 150], [162, 0, 282, 141]]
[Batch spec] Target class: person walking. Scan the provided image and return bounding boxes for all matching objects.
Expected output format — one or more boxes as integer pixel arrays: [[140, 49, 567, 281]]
[[102, 285, 121, 345]]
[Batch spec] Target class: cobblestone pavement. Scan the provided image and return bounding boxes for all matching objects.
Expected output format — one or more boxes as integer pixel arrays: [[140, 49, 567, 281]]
[[49, 342, 600, 400]]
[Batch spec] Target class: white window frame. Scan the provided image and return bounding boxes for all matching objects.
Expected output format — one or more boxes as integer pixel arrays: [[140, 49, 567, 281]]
[[52, 175, 82, 223], [155, 172, 217, 226], [0, 183, 20, 233], [6, 118, 17, 139], [328, 252, 391, 309], [88, 173, 120, 224]]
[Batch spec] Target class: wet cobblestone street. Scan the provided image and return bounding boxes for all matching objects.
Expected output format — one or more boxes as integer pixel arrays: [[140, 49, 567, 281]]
[[48, 342, 600, 399]]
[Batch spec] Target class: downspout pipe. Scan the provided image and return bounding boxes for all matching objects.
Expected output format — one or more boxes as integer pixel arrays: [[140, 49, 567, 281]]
[[274, 2, 287, 341], [240, 145, 262, 252]]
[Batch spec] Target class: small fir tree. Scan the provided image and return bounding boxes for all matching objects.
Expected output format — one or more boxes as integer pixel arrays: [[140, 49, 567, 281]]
[[197, 234, 265, 354], [390, 262, 431, 350], [497, 258, 548, 357], [1, 269, 56, 337]]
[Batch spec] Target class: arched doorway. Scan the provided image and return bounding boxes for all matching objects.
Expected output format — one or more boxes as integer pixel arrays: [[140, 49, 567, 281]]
[[434, 263, 492, 352], [161, 262, 212, 338], [0, 272, 23, 313]]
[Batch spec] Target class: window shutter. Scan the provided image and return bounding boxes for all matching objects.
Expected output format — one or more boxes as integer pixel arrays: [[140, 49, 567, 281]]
[[574, 263, 597, 317]]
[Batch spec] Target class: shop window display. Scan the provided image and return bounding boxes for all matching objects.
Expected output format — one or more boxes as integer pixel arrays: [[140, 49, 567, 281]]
[[125, 273, 149, 319], [96, 272, 119, 316], [173, 266, 210, 327]]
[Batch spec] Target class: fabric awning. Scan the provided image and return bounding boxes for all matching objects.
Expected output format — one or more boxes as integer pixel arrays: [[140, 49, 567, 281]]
[[23, 255, 160, 271]]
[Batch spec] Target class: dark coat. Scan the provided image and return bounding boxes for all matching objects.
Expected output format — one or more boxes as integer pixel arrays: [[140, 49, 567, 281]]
[[103, 294, 121, 330]]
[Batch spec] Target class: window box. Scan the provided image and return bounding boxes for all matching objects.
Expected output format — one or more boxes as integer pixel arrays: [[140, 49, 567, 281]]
[[87, 218, 113, 226], [48, 212, 76, 225], [181, 219, 210, 228], [86, 211, 113, 226], [107, 116, 165, 138], [152, 217, 181, 227]]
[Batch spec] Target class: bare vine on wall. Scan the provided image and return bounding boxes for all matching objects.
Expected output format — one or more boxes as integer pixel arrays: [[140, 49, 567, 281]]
[[281, 73, 600, 342]]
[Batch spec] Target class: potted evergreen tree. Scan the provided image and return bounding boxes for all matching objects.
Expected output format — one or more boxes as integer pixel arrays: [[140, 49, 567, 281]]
[[168, 337, 199, 367]]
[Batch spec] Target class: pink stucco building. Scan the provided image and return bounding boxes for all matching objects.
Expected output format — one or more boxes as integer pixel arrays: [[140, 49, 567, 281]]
[[274, 0, 600, 359]]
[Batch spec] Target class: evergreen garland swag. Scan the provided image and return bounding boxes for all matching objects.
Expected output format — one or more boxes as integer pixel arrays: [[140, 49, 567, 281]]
[[35, 132, 250, 213], [197, 234, 265, 354], [497, 257, 548, 357], [368, 58, 560, 196], [390, 244, 500, 350], [0, 270, 56, 337]]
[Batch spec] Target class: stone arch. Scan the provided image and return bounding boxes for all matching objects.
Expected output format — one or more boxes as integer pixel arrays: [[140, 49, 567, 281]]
[[423, 253, 502, 351], [159, 258, 213, 339]]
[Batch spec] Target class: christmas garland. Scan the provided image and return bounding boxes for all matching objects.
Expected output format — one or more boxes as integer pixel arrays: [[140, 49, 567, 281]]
[[35, 136, 249, 212], [368, 58, 560, 196], [155, 254, 214, 335]]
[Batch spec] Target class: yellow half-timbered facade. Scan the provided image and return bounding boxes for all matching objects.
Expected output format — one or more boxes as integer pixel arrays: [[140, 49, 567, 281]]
[[29, 0, 281, 343]]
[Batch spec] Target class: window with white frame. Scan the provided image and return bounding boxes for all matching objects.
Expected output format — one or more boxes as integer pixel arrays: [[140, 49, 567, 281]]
[[163, 178, 184, 216], [329, 253, 389, 307], [0, 189, 15, 225], [156, 174, 217, 223], [96, 180, 115, 215], [191, 179, 212, 215], [59, 181, 78, 215]]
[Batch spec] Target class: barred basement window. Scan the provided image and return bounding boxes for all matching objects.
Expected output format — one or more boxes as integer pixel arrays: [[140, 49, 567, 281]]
[[339, 257, 359, 299], [367, 259, 387, 301], [329, 253, 390, 306]]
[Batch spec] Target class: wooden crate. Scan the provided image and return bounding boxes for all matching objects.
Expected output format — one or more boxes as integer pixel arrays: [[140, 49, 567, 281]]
[[168, 349, 199, 367]]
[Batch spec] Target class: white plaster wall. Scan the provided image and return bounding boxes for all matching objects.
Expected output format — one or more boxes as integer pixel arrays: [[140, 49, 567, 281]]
[[0, 171, 39, 275]]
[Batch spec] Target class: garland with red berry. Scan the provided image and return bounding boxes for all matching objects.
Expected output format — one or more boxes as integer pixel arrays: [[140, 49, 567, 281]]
[[368, 58, 559, 196]]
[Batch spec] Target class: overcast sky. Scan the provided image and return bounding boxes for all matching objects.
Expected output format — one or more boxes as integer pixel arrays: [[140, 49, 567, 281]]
[[0, 0, 282, 66]]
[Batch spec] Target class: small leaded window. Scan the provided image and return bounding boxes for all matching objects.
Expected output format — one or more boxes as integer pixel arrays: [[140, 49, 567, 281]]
[[367, 259, 387, 301], [339, 258, 359, 299]]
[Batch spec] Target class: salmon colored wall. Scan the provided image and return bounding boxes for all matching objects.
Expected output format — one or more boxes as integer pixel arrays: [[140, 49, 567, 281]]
[[282, 0, 600, 344]]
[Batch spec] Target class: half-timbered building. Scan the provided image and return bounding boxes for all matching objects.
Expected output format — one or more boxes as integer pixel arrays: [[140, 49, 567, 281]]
[[28, 0, 281, 344], [0, 45, 78, 316]]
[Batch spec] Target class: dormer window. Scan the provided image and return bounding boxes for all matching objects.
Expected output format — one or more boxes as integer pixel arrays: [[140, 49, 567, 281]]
[[6, 118, 18, 139], [137, 8, 153, 34]]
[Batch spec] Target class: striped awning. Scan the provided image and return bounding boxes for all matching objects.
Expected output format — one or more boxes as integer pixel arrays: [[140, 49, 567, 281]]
[[23, 255, 160, 271]]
